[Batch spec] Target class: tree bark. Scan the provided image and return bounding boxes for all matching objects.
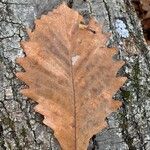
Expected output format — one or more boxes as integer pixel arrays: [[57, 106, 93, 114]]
[[0, 0, 150, 149]]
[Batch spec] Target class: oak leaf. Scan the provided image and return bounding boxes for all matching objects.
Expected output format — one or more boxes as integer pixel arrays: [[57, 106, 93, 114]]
[[16, 3, 126, 150]]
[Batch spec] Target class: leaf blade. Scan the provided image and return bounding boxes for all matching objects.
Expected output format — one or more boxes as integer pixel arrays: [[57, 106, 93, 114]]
[[16, 3, 126, 150]]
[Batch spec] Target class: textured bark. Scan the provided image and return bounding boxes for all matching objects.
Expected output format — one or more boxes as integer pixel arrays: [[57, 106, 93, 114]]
[[0, 0, 150, 150]]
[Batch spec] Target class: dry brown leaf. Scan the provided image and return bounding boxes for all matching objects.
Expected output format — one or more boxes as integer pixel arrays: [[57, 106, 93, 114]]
[[132, 0, 150, 44], [141, 0, 150, 19], [16, 3, 126, 150], [141, 0, 150, 34]]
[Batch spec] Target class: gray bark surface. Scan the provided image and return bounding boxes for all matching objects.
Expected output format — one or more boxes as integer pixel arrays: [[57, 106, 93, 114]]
[[0, 0, 150, 149]]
